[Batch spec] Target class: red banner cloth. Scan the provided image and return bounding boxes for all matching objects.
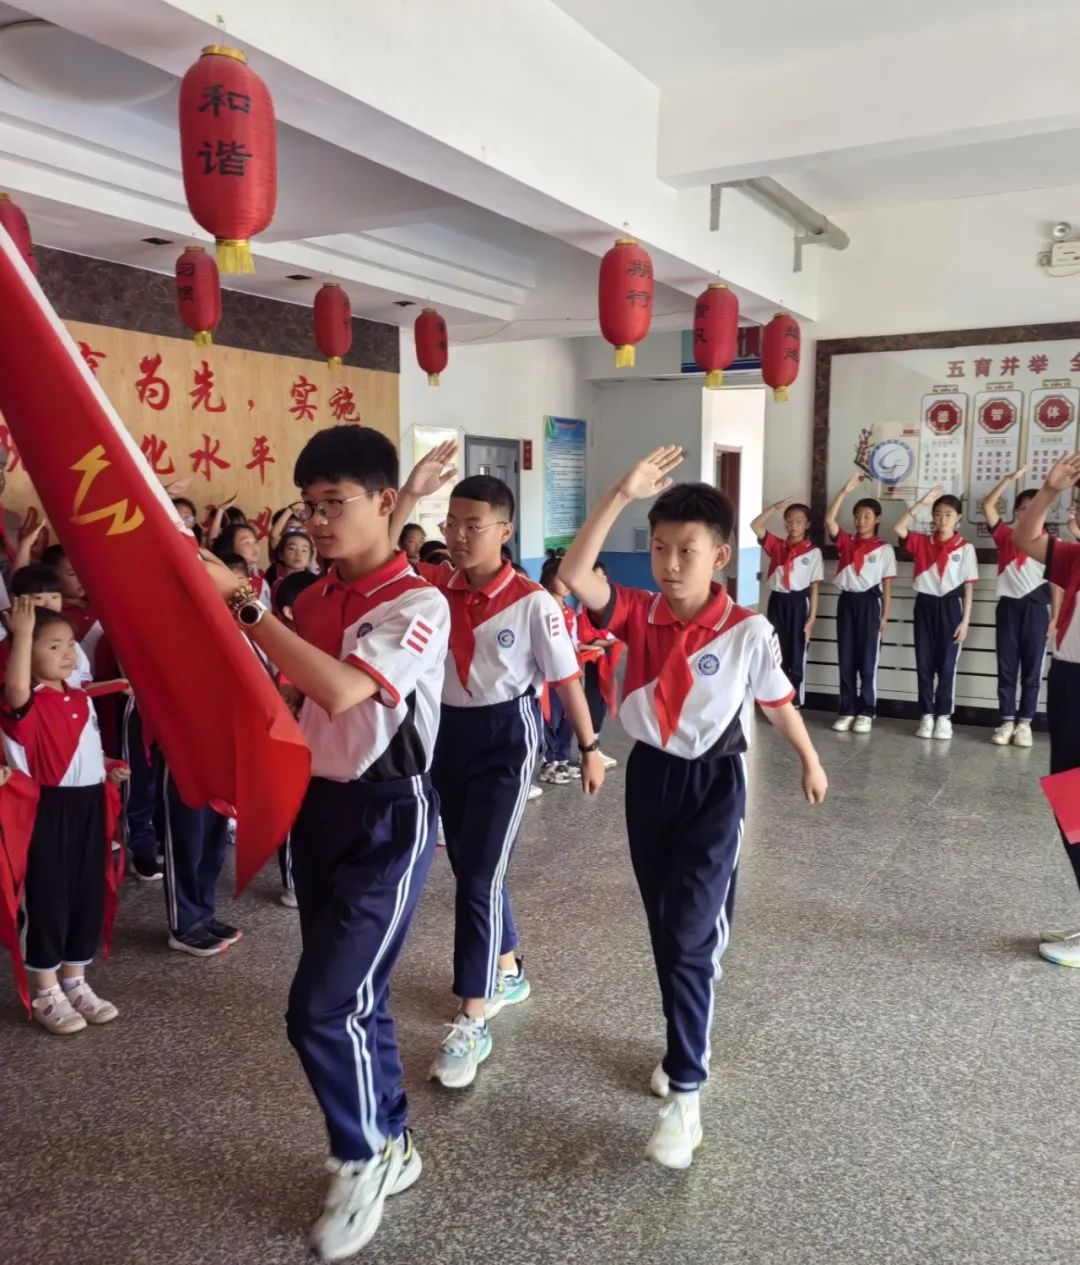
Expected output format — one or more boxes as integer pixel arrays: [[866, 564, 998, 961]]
[[0, 770, 40, 1014], [0, 234, 310, 893], [1041, 769, 1080, 845]]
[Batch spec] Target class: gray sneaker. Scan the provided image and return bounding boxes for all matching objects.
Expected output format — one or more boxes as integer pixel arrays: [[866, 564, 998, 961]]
[[311, 1144, 403, 1261], [428, 1014, 492, 1089]]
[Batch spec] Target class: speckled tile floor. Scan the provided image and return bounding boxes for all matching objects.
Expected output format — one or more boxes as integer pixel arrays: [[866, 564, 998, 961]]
[[3, 712, 1080, 1265]]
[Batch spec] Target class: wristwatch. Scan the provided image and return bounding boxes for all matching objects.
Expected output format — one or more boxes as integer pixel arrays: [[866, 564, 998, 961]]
[[578, 737, 601, 754], [234, 596, 268, 628]]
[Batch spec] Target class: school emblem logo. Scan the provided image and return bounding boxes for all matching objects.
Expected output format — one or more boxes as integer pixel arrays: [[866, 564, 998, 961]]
[[697, 653, 720, 676], [356, 622, 373, 637], [800, 556, 810, 566], [497, 628, 516, 648]]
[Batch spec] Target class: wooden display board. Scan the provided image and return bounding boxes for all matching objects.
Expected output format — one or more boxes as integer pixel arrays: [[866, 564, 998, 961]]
[[0, 319, 399, 548]]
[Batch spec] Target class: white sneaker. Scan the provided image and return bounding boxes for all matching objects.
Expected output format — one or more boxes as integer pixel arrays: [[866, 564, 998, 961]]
[[1039, 937, 1080, 967], [832, 715, 855, 733], [933, 717, 953, 740], [280, 889, 298, 909], [1013, 722, 1033, 748], [915, 715, 935, 738], [1040, 927, 1080, 943], [428, 1014, 492, 1089], [31, 986, 86, 1035], [598, 750, 618, 769], [650, 1062, 669, 1098], [991, 721, 1015, 746], [389, 1131, 422, 1196], [527, 784, 543, 802], [852, 716, 873, 734], [645, 1091, 703, 1169], [310, 1145, 403, 1261], [64, 981, 119, 1025]]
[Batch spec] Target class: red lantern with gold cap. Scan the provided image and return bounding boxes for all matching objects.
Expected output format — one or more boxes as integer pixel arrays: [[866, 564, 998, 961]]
[[179, 45, 277, 275], [0, 194, 35, 276], [598, 237, 653, 368], [414, 308, 448, 385], [313, 283, 352, 368], [762, 313, 802, 402], [175, 246, 221, 346], [693, 283, 739, 389]]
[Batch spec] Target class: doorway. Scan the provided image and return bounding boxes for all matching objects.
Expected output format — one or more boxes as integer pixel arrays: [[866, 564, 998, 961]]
[[464, 436, 522, 561], [715, 446, 741, 601]]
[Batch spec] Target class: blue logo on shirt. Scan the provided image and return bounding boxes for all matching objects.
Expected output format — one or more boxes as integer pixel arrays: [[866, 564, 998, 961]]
[[697, 653, 720, 676], [497, 628, 516, 648], [356, 622, 373, 637], [800, 556, 810, 565]]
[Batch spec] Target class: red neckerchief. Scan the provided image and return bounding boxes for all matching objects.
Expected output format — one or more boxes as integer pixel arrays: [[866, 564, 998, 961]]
[[769, 536, 815, 589], [653, 586, 731, 745], [445, 561, 516, 694], [837, 531, 884, 577], [928, 532, 966, 577], [994, 522, 1046, 573]]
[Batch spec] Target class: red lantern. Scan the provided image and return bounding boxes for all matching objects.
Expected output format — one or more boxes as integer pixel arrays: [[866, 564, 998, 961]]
[[598, 237, 653, 368], [693, 283, 739, 389], [414, 308, 448, 386], [0, 193, 35, 276], [175, 246, 221, 346], [313, 283, 352, 368], [179, 46, 277, 275], [762, 313, 802, 402]]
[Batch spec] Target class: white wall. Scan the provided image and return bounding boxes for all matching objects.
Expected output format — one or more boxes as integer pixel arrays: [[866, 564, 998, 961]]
[[398, 333, 595, 561], [705, 386, 767, 606]]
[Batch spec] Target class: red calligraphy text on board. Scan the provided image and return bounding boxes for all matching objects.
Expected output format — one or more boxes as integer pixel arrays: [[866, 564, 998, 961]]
[[0, 426, 22, 472], [973, 358, 992, 377], [329, 384, 361, 422], [135, 354, 171, 411], [249, 507, 273, 542], [190, 432, 231, 481], [1000, 355, 1020, 376], [946, 360, 965, 378], [78, 342, 107, 376], [1071, 351, 1080, 374], [245, 435, 275, 485], [1028, 354, 1050, 374], [190, 360, 226, 413], [140, 433, 176, 477], [289, 375, 318, 422]]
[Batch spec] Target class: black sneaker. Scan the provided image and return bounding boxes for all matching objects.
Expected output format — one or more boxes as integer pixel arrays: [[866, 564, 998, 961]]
[[167, 928, 229, 957], [204, 918, 243, 945], [132, 860, 162, 883]]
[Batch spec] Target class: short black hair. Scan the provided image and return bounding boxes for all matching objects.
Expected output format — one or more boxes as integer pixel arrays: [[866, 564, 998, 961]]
[[172, 496, 197, 518], [783, 502, 812, 520], [592, 559, 609, 578], [215, 522, 256, 559], [218, 551, 247, 571], [648, 482, 735, 544], [853, 497, 883, 519], [294, 425, 398, 493], [33, 607, 72, 638], [450, 475, 514, 521], [539, 556, 562, 591], [398, 523, 424, 546], [932, 493, 962, 515], [274, 570, 320, 614], [40, 544, 66, 569], [418, 540, 450, 564], [1015, 488, 1037, 511], [10, 563, 62, 597]]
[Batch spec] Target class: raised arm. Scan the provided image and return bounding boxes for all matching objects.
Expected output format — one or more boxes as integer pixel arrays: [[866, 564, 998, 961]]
[[982, 464, 1029, 530], [560, 445, 684, 613], [1014, 454, 1080, 564], [895, 485, 944, 541], [826, 471, 865, 539], [13, 520, 45, 572], [4, 596, 34, 711], [751, 496, 793, 541], [389, 440, 458, 545]]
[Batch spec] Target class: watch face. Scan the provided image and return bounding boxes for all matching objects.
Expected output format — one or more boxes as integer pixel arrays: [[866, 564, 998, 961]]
[[238, 602, 263, 627]]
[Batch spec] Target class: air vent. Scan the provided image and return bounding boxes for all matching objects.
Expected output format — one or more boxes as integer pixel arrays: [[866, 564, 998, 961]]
[[633, 527, 648, 552], [285, 273, 312, 281], [141, 236, 173, 246]]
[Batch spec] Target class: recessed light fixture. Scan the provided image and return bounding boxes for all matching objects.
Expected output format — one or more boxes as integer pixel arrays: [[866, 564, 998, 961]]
[[142, 236, 173, 246], [286, 273, 312, 281], [393, 300, 416, 308]]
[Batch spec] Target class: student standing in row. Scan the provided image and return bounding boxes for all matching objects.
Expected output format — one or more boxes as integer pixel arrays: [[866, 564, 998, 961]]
[[895, 486, 978, 740], [825, 471, 897, 735], [750, 496, 823, 707], [560, 446, 828, 1169]]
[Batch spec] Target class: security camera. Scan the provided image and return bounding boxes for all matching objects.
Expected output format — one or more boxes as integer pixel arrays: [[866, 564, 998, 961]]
[[1052, 221, 1073, 240]]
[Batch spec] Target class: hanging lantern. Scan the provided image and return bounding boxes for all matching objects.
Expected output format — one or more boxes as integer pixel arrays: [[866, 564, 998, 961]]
[[178, 45, 277, 275], [415, 308, 448, 386], [598, 237, 653, 368], [0, 194, 36, 275], [693, 283, 739, 389], [175, 246, 221, 346], [762, 312, 802, 402], [313, 283, 352, 368]]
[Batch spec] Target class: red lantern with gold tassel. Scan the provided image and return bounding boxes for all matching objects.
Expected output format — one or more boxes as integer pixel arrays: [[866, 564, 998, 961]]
[[314, 283, 352, 368], [175, 246, 221, 346], [693, 283, 739, 389], [179, 46, 277, 275], [0, 193, 36, 275], [599, 237, 653, 368], [414, 308, 448, 385], [762, 313, 802, 402]]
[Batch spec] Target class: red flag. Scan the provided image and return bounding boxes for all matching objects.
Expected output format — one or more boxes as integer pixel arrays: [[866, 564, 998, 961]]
[[0, 770, 41, 1014], [0, 233, 310, 892]]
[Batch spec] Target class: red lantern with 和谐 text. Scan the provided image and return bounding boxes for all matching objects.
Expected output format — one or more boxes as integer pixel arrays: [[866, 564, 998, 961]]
[[0, 194, 35, 276], [762, 313, 802, 402], [598, 238, 653, 368], [175, 246, 221, 347], [693, 282, 739, 389], [415, 308, 448, 386], [313, 283, 352, 368], [179, 46, 277, 276]]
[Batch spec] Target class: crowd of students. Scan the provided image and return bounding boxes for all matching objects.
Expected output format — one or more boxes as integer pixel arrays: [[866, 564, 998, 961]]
[[4, 427, 1080, 1262]]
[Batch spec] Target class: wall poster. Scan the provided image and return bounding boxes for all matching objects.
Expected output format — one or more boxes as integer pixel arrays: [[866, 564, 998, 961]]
[[543, 415, 587, 553]]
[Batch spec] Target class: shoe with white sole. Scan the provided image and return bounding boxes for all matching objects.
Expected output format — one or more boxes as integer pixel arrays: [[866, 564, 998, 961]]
[[832, 715, 855, 733], [1013, 721, 1033, 748], [915, 715, 935, 739], [852, 716, 873, 734], [64, 982, 118, 1025], [310, 1144, 403, 1261], [933, 717, 953, 741], [31, 987, 86, 1035], [428, 1014, 492, 1088], [485, 957, 531, 1019], [390, 1131, 422, 1195], [650, 1062, 669, 1098], [527, 784, 543, 802], [645, 1091, 703, 1169], [991, 721, 1015, 746], [538, 762, 570, 785], [1040, 927, 1080, 943], [1039, 937, 1080, 967], [280, 888, 298, 909], [598, 750, 618, 769]]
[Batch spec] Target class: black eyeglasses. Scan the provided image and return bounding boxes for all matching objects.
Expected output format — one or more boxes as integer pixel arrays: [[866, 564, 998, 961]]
[[289, 492, 378, 523]]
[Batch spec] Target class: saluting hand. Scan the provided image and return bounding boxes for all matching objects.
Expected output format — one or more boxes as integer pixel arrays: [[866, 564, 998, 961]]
[[1044, 453, 1080, 493], [7, 594, 35, 639], [618, 446, 685, 501], [403, 441, 459, 499]]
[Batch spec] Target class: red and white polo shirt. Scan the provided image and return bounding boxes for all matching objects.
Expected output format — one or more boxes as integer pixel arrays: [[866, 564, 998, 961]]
[[991, 521, 1047, 601], [0, 682, 106, 787], [759, 532, 824, 594], [416, 560, 580, 708], [903, 531, 979, 597], [590, 582, 794, 759], [292, 551, 449, 783], [831, 530, 898, 594], [1047, 538, 1080, 663]]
